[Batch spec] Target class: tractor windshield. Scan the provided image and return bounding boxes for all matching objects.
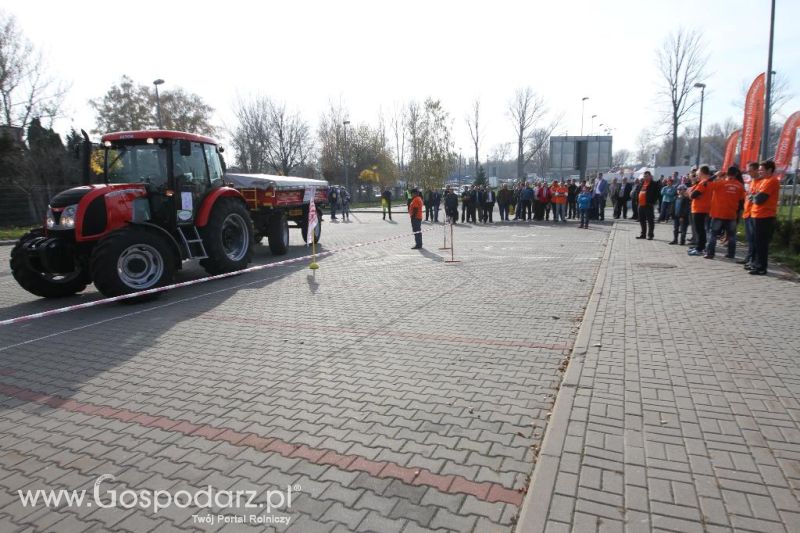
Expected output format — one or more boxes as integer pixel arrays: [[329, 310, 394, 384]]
[[104, 141, 169, 188]]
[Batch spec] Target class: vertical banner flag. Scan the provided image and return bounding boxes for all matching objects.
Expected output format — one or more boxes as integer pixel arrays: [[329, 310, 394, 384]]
[[307, 187, 317, 245], [722, 130, 741, 171], [774, 111, 800, 176], [740, 73, 766, 167]]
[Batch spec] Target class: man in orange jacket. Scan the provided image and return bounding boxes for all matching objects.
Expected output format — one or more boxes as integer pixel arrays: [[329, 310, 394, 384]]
[[705, 167, 746, 259], [408, 188, 424, 249], [687, 165, 714, 256], [738, 162, 760, 268], [748, 160, 781, 275]]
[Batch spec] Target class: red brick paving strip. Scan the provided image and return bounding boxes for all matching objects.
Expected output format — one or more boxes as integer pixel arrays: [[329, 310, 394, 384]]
[[0, 383, 524, 506]]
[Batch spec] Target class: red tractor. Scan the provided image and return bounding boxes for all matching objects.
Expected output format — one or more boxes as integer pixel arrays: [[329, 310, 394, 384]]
[[11, 130, 254, 299]]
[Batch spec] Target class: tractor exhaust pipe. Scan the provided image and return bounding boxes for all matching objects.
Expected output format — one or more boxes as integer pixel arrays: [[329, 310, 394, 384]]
[[80, 129, 91, 185]]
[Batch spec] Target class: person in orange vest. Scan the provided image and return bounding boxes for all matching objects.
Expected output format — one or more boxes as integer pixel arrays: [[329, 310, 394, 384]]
[[408, 188, 424, 249], [738, 162, 760, 268], [687, 165, 714, 256], [550, 180, 567, 222], [705, 166, 746, 259], [748, 160, 781, 275]]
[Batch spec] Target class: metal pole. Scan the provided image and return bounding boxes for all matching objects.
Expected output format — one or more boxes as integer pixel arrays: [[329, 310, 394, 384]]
[[343, 121, 350, 195], [580, 98, 587, 136], [695, 86, 705, 167], [153, 79, 164, 129], [761, 0, 776, 161]]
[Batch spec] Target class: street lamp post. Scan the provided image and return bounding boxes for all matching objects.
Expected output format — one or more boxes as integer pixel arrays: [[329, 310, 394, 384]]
[[591, 115, 597, 136], [343, 120, 350, 195], [580, 97, 589, 136], [761, 0, 776, 160], [694, 83, 706, 167], [153, 79, 164, 128]]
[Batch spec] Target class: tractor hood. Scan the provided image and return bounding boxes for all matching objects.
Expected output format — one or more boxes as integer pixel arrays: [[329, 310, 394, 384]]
[[50, 185, 101, 208]]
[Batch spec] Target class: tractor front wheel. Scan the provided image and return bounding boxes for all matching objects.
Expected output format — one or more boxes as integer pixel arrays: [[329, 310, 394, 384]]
[[199, 198, 254, 275], [91, 228, 176, 299], [10, 230, 88, 298], [267, 212, 289, 255]]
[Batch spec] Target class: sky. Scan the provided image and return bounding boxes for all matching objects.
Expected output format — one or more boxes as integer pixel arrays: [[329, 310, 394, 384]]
[[4, 0, 800, 164]]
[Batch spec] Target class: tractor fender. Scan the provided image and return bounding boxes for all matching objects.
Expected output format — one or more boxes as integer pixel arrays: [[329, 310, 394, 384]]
[[196, 187, 247, 228], [128, 222, 185, 266]]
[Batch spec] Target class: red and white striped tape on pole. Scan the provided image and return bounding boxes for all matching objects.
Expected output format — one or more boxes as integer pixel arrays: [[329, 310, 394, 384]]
[[0, 226, 436, 327]]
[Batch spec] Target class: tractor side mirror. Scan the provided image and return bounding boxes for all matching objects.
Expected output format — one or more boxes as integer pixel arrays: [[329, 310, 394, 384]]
[[179, 140, 192, 157]]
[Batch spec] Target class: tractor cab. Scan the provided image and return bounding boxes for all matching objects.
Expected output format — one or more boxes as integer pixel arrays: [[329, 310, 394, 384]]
[[100, 131, 226, 228]]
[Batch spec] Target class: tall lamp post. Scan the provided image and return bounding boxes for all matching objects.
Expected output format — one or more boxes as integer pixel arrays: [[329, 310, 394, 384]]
[[153, 79, 164, 128], [580, 97, 589, 136], [694, 83, 706, 167], [591, 114, 597, 136], [343, 120, 350, 195], [761, 0, 776, 160]]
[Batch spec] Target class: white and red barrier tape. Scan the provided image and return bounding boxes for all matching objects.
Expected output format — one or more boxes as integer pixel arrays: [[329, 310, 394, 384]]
[[0, 226, 437, 327]]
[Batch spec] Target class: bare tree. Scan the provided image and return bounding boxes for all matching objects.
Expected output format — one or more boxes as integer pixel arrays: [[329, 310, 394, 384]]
[[389, 104, 406, 180], [0, 11, 67, 131], [465, 99, 482, 178], [508, 88, 559, 180], [612, 149, 632, 168], [656, 28, 709, 165], [508, 87, 552, 180], [635, 129, 656, 166], [231, 95, 313, 176]]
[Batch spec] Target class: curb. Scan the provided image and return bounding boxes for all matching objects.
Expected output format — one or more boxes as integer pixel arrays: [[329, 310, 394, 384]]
[[0, 240, 15, 246], [515, 222, 617, 533]]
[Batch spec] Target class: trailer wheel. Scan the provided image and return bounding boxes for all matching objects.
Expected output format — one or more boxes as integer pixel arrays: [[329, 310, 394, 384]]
[[200, 198, 254, 275], [10, 230, 88, 298], [91, 228, 175, 299], [300, 209, 323, 244], [267, 212, 289, 255]]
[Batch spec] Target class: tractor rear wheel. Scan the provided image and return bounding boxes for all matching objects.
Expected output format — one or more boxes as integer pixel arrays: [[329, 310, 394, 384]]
[[267, 212, 289, 255], [10, 230, 88, 298], [300, 209, 323, 244], [199, 198, 254, 275], [91, 228, 176, 299]]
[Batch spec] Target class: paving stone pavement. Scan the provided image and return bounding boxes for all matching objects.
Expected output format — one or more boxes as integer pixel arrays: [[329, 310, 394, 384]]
[[0, 212, 610, 532], [518, 217, 800, 533]]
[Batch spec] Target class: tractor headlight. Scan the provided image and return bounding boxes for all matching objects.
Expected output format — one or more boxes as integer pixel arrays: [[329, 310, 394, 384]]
[[46, 209, 56, 229], [60, 204, 78, 229]]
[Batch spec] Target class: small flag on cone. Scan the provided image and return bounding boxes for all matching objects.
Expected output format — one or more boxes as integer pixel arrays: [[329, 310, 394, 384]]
[[308, 187, 319, 269]]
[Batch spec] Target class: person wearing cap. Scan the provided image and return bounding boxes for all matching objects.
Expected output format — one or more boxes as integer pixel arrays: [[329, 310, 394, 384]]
[[705, 167, 746, 259], [670, 184, 691, 245], [636, 171, 659, 239], [408, 188, 424, 249]]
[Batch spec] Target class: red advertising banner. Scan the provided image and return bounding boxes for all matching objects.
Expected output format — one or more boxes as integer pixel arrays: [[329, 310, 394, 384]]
[[722, 130, 741, 171], [740, 73, 765, 167], [774, 111, 800, 175]]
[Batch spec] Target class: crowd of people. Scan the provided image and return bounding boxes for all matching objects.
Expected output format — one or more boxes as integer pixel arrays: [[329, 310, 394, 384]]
[[626, 161, 781, 275], [383, 161, 783, 271]]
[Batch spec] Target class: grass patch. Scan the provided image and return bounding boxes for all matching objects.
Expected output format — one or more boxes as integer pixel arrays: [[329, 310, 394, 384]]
[[0, 226, 36, 240]]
